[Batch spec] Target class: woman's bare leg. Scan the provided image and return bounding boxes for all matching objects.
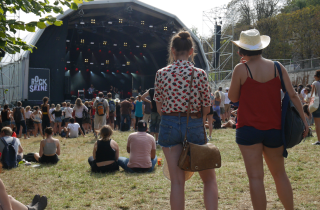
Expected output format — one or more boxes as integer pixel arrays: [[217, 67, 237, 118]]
[[208, 115, 213, 137], [314, 118, 320, 142], [162, 145, 185, 210], [58, 122, 61, 134], [8, 195, 28, 210], [263, 146, 293, 210], [34, 153, 40, 162], [198, 169, 218, 210], [238, 143, 266, 210]]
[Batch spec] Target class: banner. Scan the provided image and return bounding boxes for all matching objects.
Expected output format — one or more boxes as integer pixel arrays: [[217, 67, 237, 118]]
[[28, 68, 50, 101]]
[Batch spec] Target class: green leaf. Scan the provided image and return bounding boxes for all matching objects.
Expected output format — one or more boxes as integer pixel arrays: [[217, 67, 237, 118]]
[[84, 0, 94, 2], [73, 0, 83, 4], [70, 2, 78, 10], [53, 20, 63, 26], [46, 21, 53, 25], [0, 8, 4, 14], [13, 24, 25, 30], [4, 89, 8, 94], [54, 0, 59, 5], [4, 45, 16, 54], [25, 24, 35, 32], [0, 32, 5, 38], [53, 6, 62, 13], [37, 22, 46, 29]]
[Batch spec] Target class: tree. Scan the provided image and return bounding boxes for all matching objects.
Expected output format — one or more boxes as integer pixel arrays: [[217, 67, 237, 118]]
[[0, 0, 93, 55]]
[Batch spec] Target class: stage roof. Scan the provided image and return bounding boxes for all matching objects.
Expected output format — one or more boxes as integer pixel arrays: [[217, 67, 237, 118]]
[[1, 0, 209, 71]]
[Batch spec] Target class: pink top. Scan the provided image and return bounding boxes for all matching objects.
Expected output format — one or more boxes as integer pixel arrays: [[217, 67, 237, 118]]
[[127, 132, 156, 168]]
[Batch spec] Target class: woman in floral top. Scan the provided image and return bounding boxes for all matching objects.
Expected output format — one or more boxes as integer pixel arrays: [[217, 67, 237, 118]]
[[154, 31, 218, 210]]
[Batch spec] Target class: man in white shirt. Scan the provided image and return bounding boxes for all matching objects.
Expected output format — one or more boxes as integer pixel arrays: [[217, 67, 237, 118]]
[[218, 87, 226, 122], [93, 92, 109, 138], [66, 118, 85, 138], [224, 87, 231, 122]]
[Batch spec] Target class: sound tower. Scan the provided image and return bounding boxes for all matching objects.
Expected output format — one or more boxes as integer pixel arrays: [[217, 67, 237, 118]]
[[213, 24, 221, 69]]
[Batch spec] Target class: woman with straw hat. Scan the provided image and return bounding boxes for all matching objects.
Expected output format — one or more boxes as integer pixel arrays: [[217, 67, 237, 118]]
[[229, 29, 308, 210]]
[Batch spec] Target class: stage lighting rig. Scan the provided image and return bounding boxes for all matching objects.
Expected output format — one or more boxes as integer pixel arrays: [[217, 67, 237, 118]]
[[127, 61, 130, 65], [80, 39, 85, 43], [103, 41, 107, 45], [164, 26, 167, 31], [108, 21, 112, 24], [143, 44, 147, 48], [80, 19, 85, 25], [149, 25, 153, 28], [124, 42, 127, 47], [106, 60, 109, 64], [85, 59, 88, 63], [91, 19, 95, 24], [141, 21, 144, 25], [119, 19, 123, 23]]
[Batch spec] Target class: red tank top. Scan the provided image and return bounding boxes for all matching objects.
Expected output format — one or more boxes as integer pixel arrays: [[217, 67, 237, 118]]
[[236, 64, 282, 130]]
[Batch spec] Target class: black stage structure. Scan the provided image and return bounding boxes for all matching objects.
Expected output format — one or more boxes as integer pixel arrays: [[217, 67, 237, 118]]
[[27, 0, 208, 103]]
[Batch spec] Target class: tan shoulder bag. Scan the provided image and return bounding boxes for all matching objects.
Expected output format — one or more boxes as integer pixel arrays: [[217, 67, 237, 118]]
[[178, 68, 222, 172]]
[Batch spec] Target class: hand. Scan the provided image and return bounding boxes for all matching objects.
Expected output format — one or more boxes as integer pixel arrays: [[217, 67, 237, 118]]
[[106, 114, 109, 119], [303, 121, 309, 138]]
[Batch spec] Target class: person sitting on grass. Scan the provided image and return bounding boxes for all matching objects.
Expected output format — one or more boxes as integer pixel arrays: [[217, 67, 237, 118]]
[[0, 164, 48, 210], [0, 127, 24, 168], [65, 118, 85, 138], [222, 109, 238, 129], [88, 125, 119, 173], [118, 120, 157, 173], [34, 127, 60, 164]]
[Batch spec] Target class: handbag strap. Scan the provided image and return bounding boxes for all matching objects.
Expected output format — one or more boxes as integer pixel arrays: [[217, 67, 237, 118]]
[[274, 61, 288, 158], [183, 67, 196, 144]]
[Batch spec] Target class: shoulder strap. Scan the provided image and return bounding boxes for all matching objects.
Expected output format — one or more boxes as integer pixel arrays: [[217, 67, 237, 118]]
[[11, 138, 16, 145], [0, 137, 7, 146], [244, 63, 253, 79], [274, 61, 286, 92], [183, 67, 196, 144]]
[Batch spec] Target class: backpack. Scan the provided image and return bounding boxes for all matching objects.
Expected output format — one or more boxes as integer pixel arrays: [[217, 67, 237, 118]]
[[1, 137, 18, 169], [96, 100, 106, 116], [82, 107, 88, 120], [14, 107, 22, 123], [108, 99, 116, 113]]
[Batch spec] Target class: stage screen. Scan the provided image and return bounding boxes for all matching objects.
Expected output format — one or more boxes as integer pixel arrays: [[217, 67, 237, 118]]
[[28, 68, 50, 101]]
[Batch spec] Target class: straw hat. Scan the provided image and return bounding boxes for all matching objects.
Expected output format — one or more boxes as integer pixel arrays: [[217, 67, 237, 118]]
[[231, 29, 270, 51], [115, 98, 120, 103], [163, 158, 194, 181]]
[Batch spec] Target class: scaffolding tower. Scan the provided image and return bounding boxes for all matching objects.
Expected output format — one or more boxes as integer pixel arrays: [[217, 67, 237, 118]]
[[202, 5, 235, 89]]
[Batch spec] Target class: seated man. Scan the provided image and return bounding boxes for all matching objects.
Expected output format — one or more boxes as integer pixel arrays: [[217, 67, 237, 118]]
[[118, 120, 157, 173], [222, 109, 238, 129], [0, 127, 23, 168], [65, 118, 85, 138]]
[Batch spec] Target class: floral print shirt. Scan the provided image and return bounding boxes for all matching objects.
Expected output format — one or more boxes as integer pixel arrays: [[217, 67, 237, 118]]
[[154, 60, 211, 113]]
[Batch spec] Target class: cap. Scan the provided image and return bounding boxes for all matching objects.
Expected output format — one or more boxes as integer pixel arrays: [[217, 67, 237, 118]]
[[226, 87, 229, 90], [137, 120, 147, 132]]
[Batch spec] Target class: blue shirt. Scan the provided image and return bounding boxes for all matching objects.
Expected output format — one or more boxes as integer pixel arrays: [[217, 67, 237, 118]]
[[135, 101, 143, 117]]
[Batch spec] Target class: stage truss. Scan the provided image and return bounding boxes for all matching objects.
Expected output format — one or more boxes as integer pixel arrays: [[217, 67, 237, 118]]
[[201, 5, 236, 89]]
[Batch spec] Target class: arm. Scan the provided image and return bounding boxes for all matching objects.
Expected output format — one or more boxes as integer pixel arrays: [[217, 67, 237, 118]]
[[93, 142, 97, 160], [47, 104, 52, 122], [112, 140, 119, 161], [280, 63, 309, 137], [7, 110, 10, 119], [22, 108, 26, 120], [18, 144, 23, 154], [127, 136, 130, 153], [142, 104, 145, 115], [0, 179, 13, 210], [141, 90, 151, 103], [228, 63, 243, 102], [202, 106, 210, 125], [151, 149, 156, 160], [39, 141, 44, 157], [156, 102, 162, 116], [56, 141, 61, 156]]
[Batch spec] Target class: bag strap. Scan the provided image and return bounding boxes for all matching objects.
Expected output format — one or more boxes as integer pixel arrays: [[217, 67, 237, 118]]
[[0, 137, 7, 147], [274, 61, 288, 158], [183, 67, 196, 144]]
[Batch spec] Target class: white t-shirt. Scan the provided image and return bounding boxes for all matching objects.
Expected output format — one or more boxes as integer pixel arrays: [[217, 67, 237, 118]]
[[67, 123, 80, 138], [64, 107, 73, 118], [25, 110, 32, 119], [73, 105, 88, 118], [49, 108, 55, 121], [224, 92, 230, 105], [219, 91, 225, 107]]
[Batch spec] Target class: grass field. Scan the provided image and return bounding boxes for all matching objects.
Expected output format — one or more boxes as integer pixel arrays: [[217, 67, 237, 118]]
[[2, 128, 320, 210]]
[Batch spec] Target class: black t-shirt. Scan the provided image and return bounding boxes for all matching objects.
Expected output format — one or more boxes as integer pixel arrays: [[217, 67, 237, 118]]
[[149, 88, 157, 113], [52, 110, 62, 117]]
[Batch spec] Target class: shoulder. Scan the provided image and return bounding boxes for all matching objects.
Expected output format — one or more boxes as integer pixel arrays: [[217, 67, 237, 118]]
[[53, 138, 60, 143], [146, 133, 155, 140]]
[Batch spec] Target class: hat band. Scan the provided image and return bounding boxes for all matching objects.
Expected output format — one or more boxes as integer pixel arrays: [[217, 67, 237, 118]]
[[239, 42, 262, 50]]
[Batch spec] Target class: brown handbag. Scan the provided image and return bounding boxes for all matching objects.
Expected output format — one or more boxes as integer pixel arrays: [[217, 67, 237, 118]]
[[178, 68, 222, 172]]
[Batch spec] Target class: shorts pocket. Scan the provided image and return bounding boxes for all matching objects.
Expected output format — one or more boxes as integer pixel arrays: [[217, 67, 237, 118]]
[[186, 124, 206, 145], [159, 124, 173, 144]]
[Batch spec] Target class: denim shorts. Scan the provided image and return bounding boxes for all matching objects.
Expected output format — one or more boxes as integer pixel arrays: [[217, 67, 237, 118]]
[[64, 117, 70, 122], [55, 117, 62, 123], [2, 121, 10, 127], [236, 126, 283, 148], [312, 106, 320, 118], [158, 114, 207, 148]]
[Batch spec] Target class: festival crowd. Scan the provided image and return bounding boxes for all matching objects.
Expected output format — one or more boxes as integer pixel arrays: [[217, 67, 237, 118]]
[[0, 29, 318, 210]]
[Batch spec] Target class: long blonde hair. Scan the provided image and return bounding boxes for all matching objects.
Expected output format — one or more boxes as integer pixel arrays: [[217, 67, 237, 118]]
[[75, 98, 83, 108], [214, 91, 220, 99], [55, 104, 61, 111]]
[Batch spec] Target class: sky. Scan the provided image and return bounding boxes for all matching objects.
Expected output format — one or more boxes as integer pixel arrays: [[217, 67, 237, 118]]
[[19, 0, 231, 39]]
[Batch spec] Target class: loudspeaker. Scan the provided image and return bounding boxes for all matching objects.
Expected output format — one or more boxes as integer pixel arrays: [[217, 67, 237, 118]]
[[64, 76, 70, 94], [213, 24, 221, 69]]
